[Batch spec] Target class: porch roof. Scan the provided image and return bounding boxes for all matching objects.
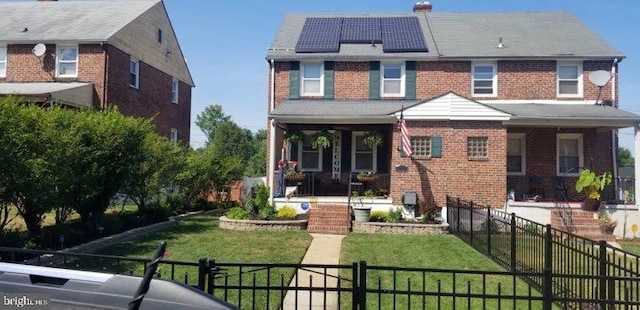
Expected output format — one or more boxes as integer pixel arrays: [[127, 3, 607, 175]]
[[269, 99, 422, 124], [486, 103, 640, 128]]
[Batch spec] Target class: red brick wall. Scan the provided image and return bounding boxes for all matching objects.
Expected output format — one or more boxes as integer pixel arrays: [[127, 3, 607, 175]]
[[391, 121, 507, 209], [335, 62, 369, 99], [3, 44, 190, 144], [106, 46, 191, 144]]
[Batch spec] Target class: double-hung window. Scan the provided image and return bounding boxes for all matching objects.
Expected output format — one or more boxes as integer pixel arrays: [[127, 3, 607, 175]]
[[130, 58, 139, 88], [381, 63, 405, 97], [170, 128, 178, 144], [352, 132, 376, 172], [507, 133, 526, 175], [0, 46, 6, 78], [56, 45, 78, 78], [557, 62, 583, 97], [298, 132, 322, 172], [301, 63, 323, 96], [472, 63, 497, 96], [557, 133, 583, 176], [171, 78, 179, 104]]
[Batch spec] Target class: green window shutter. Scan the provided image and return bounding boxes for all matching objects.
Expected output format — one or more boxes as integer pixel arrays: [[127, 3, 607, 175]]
[[289, 61, 300, 99], [406, 61, 417, 100], [369, 61, 380, 99], [324, 61, 335, 99], [431, 136, 442, 158]]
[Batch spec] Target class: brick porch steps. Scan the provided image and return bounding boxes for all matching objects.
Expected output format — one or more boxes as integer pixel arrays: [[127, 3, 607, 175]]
[[307, 204, 351, 235], [551, 210, 616, 241]]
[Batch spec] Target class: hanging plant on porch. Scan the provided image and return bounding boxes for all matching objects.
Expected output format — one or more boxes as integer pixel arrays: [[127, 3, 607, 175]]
[[311, 130, 333, 149], [363, 131, 384, 149], [283, 130, 304, 144]]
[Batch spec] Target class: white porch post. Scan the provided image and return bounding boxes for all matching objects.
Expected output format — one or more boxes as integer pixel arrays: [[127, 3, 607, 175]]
[[268, 120, 277, 200], [635, 124, 640, 206]]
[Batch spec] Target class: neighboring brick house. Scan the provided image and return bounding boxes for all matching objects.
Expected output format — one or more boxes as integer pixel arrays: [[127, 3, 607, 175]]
[[0, 0, 193, 144], [266, 3, 640, 209]]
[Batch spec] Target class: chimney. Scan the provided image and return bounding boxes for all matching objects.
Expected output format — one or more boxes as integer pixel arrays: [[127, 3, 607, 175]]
[[413, 1, 432, 13]]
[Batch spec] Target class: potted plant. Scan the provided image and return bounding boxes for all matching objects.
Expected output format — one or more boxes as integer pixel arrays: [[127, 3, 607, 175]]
[[575, 169, 612, 212], [598, 210, 617, 234], [283, 130, 304, 144], [311, 130, 333, 149], [363, 131, 383, 149], [284, 170, 305, 182], [351, 191, 371, 222], [357, 171, 378, 182]]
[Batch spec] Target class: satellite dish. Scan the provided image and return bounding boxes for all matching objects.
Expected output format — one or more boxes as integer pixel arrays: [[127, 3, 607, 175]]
[[32, 43, 46, 57], [589, 70, 612, 87]]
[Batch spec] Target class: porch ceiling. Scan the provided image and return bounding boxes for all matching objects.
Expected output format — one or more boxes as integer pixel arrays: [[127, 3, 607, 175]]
[[487, 103, 640, 129], [269, 99, 422, 124]]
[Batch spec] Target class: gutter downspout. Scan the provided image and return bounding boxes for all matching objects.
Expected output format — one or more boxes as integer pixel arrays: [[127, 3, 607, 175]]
[[611, 59, 619, 199], [268, 59, 276, 199]]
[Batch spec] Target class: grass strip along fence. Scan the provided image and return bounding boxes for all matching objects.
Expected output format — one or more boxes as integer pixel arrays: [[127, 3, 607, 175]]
[[446, 195, 640, 309]]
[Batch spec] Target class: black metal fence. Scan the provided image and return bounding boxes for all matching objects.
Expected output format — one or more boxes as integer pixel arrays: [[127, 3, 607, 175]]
[[446, 195, 640, 309]]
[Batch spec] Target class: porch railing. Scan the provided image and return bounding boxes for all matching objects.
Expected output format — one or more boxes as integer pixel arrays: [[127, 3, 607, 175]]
[[446, 195, 640, 309]]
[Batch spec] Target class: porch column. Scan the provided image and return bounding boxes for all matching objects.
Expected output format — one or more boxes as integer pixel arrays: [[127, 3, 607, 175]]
[[268, 120, 276, 199], [635, 124, 640, 206]]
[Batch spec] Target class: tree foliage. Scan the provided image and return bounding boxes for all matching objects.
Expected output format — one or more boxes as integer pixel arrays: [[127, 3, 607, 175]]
[[195, 104, 231, 142], [617, 147, 634, 168]]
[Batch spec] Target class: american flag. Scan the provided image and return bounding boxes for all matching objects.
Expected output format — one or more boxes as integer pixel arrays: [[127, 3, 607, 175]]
[[398, 107, 412, 157]]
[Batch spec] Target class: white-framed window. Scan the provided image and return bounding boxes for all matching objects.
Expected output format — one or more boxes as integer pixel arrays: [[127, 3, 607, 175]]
[[130, 58, 139, 88], [56, 45, 78, 78], [507, 133, 526, 175], [557, 61, 583, 97], [411, 136, 432, 159], [556, 133, 583, 176], [472, 63, 497, 96], [298, 132, 322, 172], [301, 63, 323, 96], [170, 128, 178, 144], [0, 45, 6, 78], [171, 78, 179, 104], [467, 136, 488, 160], [381, 63, 405, 97], [352, 132, 377, 172]]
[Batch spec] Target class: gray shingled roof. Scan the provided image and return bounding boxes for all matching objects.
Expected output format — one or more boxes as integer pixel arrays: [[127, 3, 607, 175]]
[[486, 103, 640, 123], [0, 0, 158, 43], [267, 11, 623, 60], [269, 99, 422, 120]]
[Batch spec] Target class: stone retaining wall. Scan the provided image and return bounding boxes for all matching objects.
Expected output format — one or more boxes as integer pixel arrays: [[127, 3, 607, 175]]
[[219, 216, 307, 231], [352, 221, 450, 235]]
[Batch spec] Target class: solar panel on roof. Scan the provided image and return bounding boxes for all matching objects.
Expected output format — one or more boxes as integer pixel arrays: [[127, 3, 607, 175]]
[[341, 17, 382, 44], [381, 17, 428, 52], [295, 17, 343, 53]]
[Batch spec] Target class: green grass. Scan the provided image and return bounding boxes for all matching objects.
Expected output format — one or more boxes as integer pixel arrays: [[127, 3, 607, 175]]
[[5, 204, 138, 232], [620, 241, 640, 256], [340, 233, 545, 309], [89, 215, 313, 309]]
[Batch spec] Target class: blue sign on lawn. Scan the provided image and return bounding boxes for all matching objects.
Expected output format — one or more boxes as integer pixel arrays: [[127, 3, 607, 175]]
[[300, 202, 310, 211]]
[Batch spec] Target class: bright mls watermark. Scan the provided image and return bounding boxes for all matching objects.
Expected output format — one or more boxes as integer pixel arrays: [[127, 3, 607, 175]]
[[1, 294, 50, 309]]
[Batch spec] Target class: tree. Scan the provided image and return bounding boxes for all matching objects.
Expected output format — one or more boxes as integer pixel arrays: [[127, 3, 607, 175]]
[[209, 121, 254, 162], [246, 129, 267, 176], [618, 147, 634, 168], [195, 104, 231, 143]]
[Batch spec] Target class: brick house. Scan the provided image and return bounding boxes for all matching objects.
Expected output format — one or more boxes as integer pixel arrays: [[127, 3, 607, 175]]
[[265, 2, 640, 211], [0, 0, 193, 144]]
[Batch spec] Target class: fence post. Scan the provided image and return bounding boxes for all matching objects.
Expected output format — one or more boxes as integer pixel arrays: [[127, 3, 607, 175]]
[[456, 197, 461, 235], [469, 201, 474, 246], [598, 240, 607, 309], [543, 224, 553, 310], [510, 213, 517, 271], [198, 257, 207, 291], [358, 261, 367, 310], [352, 262, 359, 310], [486, 207, 492, 256], [207, 259, 216, 295]]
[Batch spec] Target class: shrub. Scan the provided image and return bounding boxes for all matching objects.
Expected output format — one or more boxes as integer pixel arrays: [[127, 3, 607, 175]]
[[417, 197, 441, 221], [480, 217, 501, 234], [522, 223, 542, 235], [276, 206, 297, 220], [369, 211, 389, 222], [387, 208, 403, 223], [258, 203, 276, 220], [226, 207, 249, 220], [364, 189, 375, 198]]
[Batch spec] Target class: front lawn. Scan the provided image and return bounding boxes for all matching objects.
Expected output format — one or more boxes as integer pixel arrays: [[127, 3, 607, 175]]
[[620, 240, 640, 256], [340, 233, 545, 309]]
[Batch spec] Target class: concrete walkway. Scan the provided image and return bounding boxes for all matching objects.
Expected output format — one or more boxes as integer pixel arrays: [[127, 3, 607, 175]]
[[282, 233, 345, 310]]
